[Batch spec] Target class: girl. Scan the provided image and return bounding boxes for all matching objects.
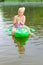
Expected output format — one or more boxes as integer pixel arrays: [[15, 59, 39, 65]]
[[12, 7, 31, 36]]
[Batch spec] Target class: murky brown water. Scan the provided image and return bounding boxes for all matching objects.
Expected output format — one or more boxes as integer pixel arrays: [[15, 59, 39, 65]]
[[0, 3, 43, 65]]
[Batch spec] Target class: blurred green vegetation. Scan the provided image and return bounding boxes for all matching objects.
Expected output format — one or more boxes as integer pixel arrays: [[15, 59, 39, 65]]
[[4, 0, 43, 2], [0, 0, 43, 2], [0, 0, 4, 2]]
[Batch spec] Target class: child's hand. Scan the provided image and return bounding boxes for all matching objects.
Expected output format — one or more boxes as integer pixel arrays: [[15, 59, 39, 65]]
[[20, 21, 24, 25]]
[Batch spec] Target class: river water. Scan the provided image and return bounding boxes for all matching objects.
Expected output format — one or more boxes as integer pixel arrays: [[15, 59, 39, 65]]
[[0, 3, 43, 65]]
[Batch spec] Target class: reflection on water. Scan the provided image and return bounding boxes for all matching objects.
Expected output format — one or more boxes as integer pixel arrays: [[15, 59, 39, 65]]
[[13, 37, 29, 54], [0, 4, 43, 65]]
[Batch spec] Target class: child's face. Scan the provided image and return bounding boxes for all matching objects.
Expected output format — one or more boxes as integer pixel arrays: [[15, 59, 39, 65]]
[[18, 10, 24, 16]]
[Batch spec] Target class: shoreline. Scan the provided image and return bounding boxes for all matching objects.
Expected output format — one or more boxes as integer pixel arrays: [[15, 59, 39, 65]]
[[0, 2, 43, 7]]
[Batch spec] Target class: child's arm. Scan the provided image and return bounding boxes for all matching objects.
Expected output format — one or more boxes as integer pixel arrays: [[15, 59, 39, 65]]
[[13, 16, 17, 25], [20, 16, 26, 25]]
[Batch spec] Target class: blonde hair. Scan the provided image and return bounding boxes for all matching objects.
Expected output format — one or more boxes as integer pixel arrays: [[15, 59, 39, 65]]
[[18, 7, 25, 12]]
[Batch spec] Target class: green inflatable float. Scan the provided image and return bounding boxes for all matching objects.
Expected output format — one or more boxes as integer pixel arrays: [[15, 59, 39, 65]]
[[5, 26, 35, 38]]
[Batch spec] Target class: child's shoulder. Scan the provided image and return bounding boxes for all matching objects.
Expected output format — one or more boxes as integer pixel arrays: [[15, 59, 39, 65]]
[[14, 15, 18, 18], [23, 15, 26, 18]]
